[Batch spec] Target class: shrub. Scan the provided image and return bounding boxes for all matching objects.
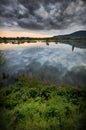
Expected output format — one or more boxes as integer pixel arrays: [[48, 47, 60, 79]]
[[0, 79, 86, 130]]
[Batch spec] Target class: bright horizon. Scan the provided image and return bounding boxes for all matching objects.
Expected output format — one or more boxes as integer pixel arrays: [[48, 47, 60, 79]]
[[0, 29, 52, 38], [0, 27, 86, 38]]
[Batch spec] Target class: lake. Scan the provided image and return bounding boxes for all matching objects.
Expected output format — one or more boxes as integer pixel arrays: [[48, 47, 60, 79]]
[[0, 42, 86, 87]]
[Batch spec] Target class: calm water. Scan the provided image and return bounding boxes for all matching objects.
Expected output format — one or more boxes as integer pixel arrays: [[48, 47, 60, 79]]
[[0, 42, 86, 86]]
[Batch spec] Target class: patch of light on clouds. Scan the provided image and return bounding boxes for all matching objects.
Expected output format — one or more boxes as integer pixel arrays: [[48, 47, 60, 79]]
[[18, 4, 28, 15], [35, 5, 49, 19]]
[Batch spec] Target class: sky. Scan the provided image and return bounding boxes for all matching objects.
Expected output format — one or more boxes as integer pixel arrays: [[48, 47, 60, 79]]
[[0, 0, 86, 37]]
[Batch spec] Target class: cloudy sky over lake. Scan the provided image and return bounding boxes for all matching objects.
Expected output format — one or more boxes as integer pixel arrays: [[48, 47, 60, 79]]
[[0, 0, 86, 37]]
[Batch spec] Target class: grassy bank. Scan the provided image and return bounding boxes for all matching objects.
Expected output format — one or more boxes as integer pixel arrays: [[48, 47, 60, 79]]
[[0, 77, 86, 130]]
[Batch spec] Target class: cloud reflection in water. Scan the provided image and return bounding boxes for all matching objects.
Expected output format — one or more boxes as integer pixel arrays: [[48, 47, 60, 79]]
[[0, 42, 86, 86]]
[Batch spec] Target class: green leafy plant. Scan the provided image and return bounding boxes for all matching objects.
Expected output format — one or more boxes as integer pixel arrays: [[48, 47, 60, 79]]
[[0, 77, 86, 130]]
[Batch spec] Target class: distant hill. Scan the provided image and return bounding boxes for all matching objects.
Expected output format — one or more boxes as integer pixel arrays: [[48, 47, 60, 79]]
[[53, 30, 86, 39]]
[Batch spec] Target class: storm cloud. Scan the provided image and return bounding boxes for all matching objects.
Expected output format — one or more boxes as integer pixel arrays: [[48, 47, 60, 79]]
[[0, 0, 86, 31]]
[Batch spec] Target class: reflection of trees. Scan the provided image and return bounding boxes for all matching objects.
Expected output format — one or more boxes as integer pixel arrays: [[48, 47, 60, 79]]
[[46, 39, 49, 46], [72, 44, 75, 51], [63, 41, 86, 50], [46, 42, 49, 46], [55, 41, 58, 44]]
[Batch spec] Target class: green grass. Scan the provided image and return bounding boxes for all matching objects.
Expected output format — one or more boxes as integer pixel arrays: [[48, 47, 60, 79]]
[[0, 77, 86, 130]]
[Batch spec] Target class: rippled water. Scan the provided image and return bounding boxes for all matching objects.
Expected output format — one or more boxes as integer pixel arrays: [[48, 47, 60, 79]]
[[0, 42, 86, 86]]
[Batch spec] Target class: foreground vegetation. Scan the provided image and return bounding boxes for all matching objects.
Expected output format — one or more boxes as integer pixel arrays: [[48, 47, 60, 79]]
[[0, 77, 86, 130]]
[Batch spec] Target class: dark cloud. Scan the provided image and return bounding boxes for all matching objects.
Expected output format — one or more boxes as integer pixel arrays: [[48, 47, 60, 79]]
[[0, 0, 86, 30]]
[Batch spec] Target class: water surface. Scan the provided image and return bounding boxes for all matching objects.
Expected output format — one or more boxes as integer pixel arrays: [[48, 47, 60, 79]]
[[0, 42, 86, 86]]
